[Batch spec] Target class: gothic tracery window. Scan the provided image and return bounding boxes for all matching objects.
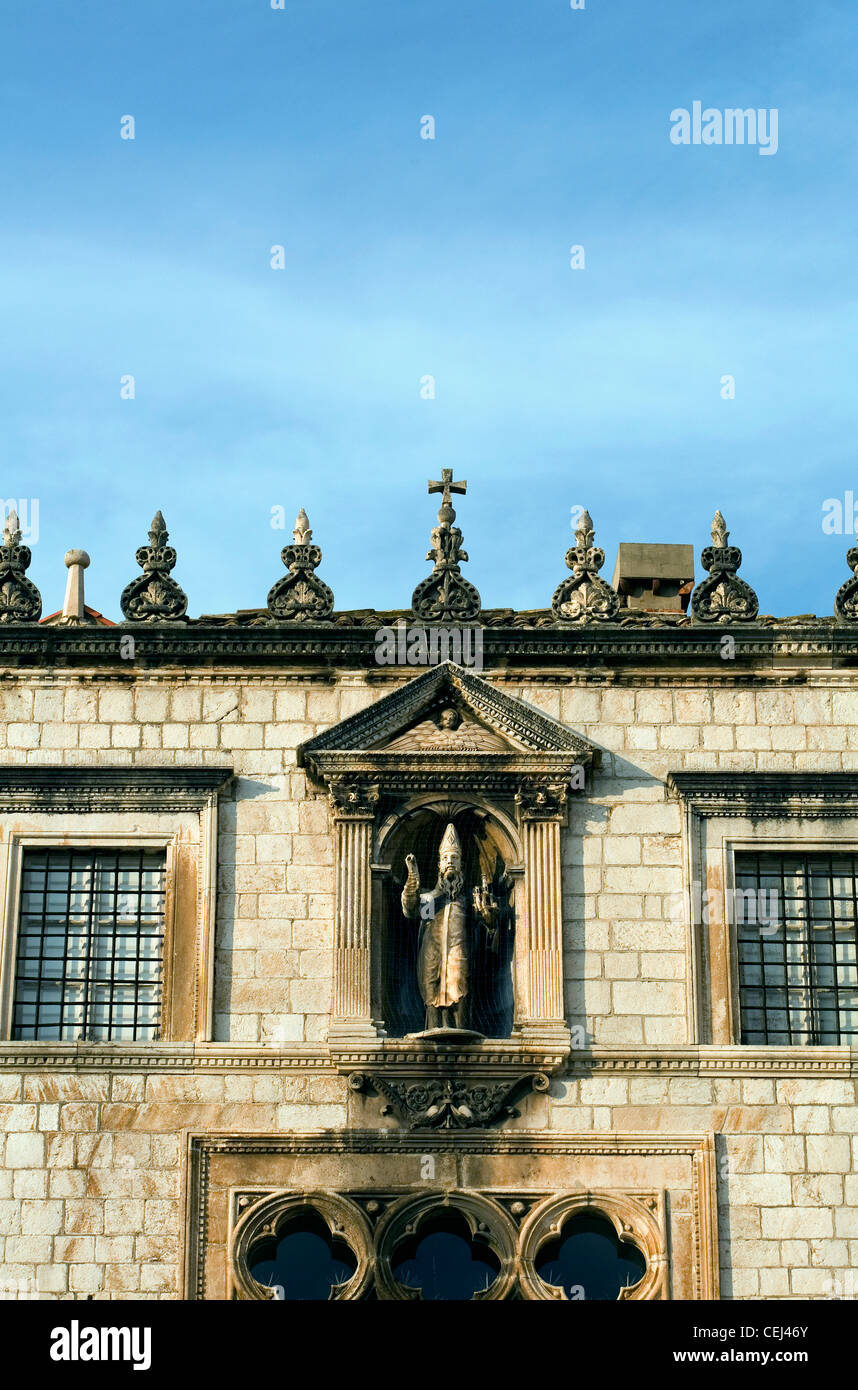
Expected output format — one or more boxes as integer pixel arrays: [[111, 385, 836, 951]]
[[248, 1211, 358, 1301], [233, 1190, 661, 1301], [534, 1213, 647, 1301]]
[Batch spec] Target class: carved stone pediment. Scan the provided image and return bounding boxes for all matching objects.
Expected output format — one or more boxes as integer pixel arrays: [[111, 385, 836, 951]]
[[298, 662, 598, 795]]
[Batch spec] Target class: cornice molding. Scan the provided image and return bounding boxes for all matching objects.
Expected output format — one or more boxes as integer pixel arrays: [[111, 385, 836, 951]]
[[0, 1042, 854, 1076], [0, 764, 233, 813], [667, 770, 858, 818], [1, 619, 857, 671]]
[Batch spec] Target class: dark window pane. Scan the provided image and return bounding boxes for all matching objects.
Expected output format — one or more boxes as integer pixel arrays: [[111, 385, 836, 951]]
[[535, 1214, 647, 1301], [11, 848, 166, 1043], [391, 1215, 500, 1300], [736, 851, 858, 1045], [249, 1214, 357, 1300]]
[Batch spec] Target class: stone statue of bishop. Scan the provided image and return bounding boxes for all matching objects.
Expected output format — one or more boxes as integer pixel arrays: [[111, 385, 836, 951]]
[[401, 822, 499, 1032]]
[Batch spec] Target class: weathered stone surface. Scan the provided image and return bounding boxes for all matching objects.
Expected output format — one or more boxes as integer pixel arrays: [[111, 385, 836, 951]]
[[0, 646, 855, 1300]]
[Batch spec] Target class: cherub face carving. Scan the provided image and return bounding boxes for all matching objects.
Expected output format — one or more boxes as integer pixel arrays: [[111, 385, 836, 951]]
[[437, 707, 461, 731]]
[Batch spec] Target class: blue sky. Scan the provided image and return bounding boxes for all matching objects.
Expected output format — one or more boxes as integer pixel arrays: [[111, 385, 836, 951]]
[[1, 0, 856, 619]]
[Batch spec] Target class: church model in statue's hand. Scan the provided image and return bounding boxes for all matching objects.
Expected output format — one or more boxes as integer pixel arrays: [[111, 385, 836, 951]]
[[400, 821, 500, 1035]]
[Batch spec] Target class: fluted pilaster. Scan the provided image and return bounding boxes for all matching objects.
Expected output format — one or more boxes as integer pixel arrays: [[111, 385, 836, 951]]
[[328, 783, 380, 1044], [514, 781, 571, 1049]]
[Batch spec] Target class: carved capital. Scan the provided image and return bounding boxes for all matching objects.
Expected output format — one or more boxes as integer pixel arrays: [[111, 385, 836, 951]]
[[515, 779, 568, 820], [327, 778, 380, 818]]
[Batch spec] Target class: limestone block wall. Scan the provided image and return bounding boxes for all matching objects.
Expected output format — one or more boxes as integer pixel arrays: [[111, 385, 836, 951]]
[[0, 666, 855, 1299], [0, 1069, 854, 1298]]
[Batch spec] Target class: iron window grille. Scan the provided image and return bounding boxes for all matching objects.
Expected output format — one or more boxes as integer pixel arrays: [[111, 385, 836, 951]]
[[735, 850, 858, 1045], [11, 847, 166, 1042]]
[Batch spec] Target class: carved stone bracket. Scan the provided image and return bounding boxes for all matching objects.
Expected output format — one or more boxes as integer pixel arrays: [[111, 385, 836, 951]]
[[120, 511, 188, 622], [0, 510, 41, 623], [835, 520, 858, 621], [348, 1070, 549, 1129], [411, 470, 482, 623], [267, 509, 334, 622], [690, 510, 759, 624], [551, 510, 620, 624]]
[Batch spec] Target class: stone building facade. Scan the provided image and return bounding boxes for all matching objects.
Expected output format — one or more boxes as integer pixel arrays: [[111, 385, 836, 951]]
[[0, 492, 857, 1300]]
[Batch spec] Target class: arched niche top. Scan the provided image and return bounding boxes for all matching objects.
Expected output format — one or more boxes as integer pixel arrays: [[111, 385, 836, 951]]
[[375, 793, 523, 874]]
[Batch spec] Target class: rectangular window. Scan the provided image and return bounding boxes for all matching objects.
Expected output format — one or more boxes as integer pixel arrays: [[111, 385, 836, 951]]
[[11, 848, 167, 1042], [736, 851, 858, 1045]]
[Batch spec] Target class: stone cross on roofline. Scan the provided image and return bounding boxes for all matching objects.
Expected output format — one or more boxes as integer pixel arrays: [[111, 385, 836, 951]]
[[412, 470, 481, 623], [14, 481, 858, 626], [428, 470, 467, 526]]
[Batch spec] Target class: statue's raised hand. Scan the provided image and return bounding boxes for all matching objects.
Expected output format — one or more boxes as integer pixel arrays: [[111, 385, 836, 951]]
[[473, 878, 499, 927], [401, 853, 421, 918]]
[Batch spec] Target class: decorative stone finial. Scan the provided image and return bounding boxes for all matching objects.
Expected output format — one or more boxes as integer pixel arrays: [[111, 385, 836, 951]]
[[689, 510, 759, 623], [120, 511, 188, 622], [293, 508, 312, 545], [710, 510, 729, 549], [4, 511, 21, 547], [267, 509, 334, 622], [834, 517, 858, 622], [411, 470, 482, 623], [0, 509, 41, 623], [551, 509, 619, 623], [60, 549, 90, 625]]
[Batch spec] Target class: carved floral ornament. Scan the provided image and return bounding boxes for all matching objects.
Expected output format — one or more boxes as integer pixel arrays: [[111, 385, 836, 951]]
[[267, 508, 335, 623], [348, 1069, 550, 1128], [231, 1188, 666, 1301], [689, 509, 759, 623], [835, 516, 858, 622], [7, 482, 858, 630], [0, 510, 41, 623], [120, 510, 188, 622], [411, 470, 482, 624], [551, 509, 620, 624], [6, 481, 858, 626]]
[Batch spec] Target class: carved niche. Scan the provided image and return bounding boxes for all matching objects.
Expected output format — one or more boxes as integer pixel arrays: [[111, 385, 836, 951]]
[[298, 662, 597, 1060]]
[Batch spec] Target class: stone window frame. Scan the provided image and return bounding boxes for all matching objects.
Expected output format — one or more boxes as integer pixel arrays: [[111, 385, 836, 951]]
[[668, 772, 858, 1047], [0, 766, 231, 1045], [187, 1131, 719, 1301]]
